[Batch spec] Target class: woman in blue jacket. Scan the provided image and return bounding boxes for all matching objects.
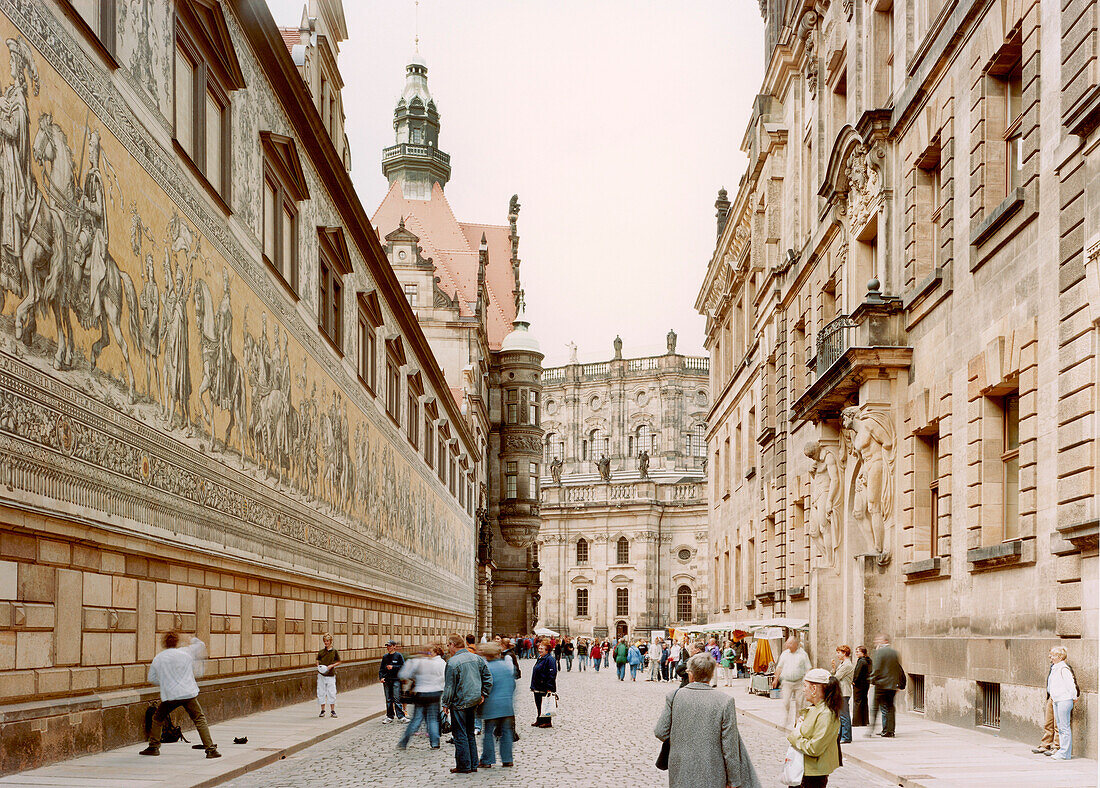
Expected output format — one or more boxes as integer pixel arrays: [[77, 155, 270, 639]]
[[477, 643, 516, 768], [627, 642, 644, 681], [530, 640, 557, 728]]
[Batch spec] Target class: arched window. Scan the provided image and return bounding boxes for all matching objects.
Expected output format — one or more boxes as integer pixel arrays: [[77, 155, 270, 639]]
[[634, 423, 654, 455], [687, 424, 707, 457], [616, 536, 630, 565], [576, 587, 589, 617], [676, 585, 693, 621], [589, 428, 607, 459], [615, 587, 629, 617], [576, 538, 589, 565], [545, 433, 564, 463]]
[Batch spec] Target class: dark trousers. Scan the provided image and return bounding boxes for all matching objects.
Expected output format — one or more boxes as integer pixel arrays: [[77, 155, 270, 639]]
[[450, 705, 478, 772], [383, 680, 404, 719], [148, 697, 214, 751], [661, 661, 670, 681], [800, 776, 829, 787], [852, 686, 869, 726], [533, 690, 552, 724], [872, 687, 896, 734]]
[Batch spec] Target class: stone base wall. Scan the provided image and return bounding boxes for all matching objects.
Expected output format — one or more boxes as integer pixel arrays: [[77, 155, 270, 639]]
[[0, 658, 385, 774]]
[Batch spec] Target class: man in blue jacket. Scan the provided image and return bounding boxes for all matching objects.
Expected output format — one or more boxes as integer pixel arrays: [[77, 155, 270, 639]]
[[442, 633, 492, 773], [379, 640, 408, 723]]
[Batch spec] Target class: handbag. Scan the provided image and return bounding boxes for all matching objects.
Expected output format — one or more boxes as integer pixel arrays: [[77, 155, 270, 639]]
[[656, 689, 679, 770], [779, 744, 804, 786]]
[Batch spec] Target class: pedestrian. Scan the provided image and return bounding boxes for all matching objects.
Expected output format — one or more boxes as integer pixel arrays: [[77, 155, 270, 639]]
[[1046, 646, 1079, 760], [869, 633, 904, 738], [531, 639, 558, 728], [614, 637, 630, 680], [553, 638, 563, 664], [772, 635, 812, 729], [563, 637, 575, 671], [720, 640, 736, 686], [590, 639, 602, 671], [734, 637, 748, 678], [832, 645, 854, 743], [654, 652, 762, 788], [441, 633, 492, 773], [851, 646, 871, 727], [379, 640, 409, 724], [476, 642, 516, 769], [786, 668, 843, 787], [139, 632, 221, 759], [396, 644, 446, 750], [577, 638, 588, 671], [602, 639, 611, 668], [660, 641, 672, 682], [707, 638, 722, 686], [501, 637, 522, 680], [628, 641, 643, 680], [678, 641, 703, 687], [315, 633, 341, 718]]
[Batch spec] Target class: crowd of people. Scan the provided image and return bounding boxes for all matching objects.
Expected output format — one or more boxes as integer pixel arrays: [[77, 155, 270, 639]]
[[134, 627, 1082, 784]]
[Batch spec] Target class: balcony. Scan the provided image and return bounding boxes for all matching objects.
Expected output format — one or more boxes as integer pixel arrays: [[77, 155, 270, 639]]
[[791, 283, 913, 423]]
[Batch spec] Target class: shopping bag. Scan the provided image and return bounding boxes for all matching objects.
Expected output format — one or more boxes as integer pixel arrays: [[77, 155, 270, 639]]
[[543, 693, 558, 717], [779, 744, 804, 786]]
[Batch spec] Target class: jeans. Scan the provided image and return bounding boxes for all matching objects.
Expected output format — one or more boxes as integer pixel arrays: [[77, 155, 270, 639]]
[[450, 705, 479, 771], [650, 658, 661, 680], [603, 653, 609, 667], [565, 655, 573, 671], [872, 687, 896, 735], [629, 664, 639, 679], [383, 680, 404, 719], [616, 662, 626, 680], [781, 680, 805, 729], [479, 717, 513, 766], [839, 695, 852, 742], [148, 697, 215, 752], [399, 695, 441, 748], [578, 655, 587, 670], [593, 657, 601, 671], [1053, 699, 1074, 758]]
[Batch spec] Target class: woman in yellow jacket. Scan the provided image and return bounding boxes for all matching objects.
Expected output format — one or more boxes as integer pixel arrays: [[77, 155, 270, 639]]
[[786, 667, 843, 787]]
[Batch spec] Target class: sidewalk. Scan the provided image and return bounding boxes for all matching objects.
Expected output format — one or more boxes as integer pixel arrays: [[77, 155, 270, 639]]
[[721, 678, 1098, 788], [0, 683, 387, 788]]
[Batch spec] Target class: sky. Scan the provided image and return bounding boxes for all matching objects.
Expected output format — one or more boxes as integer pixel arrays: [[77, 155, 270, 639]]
[[266, 1, 765, 366]]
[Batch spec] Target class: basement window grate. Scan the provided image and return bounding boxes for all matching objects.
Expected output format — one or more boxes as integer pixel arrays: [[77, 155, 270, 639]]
[[977, 681, 1000, 729]]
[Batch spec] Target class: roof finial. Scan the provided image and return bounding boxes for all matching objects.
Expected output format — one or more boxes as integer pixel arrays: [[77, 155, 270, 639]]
[[414, 0, 420, 53]]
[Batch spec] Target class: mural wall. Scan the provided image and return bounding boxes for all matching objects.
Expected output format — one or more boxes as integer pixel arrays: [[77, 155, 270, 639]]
[[0, 1, 473, 605]]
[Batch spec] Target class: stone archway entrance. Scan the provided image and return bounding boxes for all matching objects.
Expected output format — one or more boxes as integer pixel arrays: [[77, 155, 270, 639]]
[[616, 620, 628, 638]]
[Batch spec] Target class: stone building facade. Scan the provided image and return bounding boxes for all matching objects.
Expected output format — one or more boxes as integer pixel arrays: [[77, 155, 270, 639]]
[[697, 0, 1097, 755], [370, 60, 543, 637], [537, 338, 710, 638], [0, 0, 481, 771]]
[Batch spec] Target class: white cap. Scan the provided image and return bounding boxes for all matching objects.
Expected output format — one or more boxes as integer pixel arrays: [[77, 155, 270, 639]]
[[804, 668, 831, 684]]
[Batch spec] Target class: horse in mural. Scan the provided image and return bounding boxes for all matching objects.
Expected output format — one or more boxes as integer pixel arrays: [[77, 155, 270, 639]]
[[243, 328, 302, 487], [319, 404, 353, 515], [32, 113, 141, 400], [194, 278, 247, 462]]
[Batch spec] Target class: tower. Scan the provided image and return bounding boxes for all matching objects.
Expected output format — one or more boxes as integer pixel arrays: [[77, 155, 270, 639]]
[[381, 56, 451, 199]]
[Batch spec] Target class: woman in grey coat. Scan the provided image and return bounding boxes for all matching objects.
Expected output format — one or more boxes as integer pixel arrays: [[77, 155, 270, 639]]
[[654, 652, 762, 788]]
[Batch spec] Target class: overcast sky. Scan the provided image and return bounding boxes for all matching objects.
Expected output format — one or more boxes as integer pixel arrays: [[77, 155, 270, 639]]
[[267, 1, 765, 366]]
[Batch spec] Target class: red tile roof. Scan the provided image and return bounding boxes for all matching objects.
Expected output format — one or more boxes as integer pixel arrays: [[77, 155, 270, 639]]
[[278, 27, 300, 55], [372, 181, 518, 349]]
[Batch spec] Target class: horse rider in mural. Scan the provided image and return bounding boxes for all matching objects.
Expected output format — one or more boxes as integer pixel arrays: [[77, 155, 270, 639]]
[[0, 38, 37, 296]]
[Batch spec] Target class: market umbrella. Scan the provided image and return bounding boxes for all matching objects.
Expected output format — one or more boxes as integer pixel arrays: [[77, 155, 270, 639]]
[[753, 636, 774, 673], [534, 627, 559, 637]]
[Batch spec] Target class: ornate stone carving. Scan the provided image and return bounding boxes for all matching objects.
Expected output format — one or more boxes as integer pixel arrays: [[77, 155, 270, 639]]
[[844, 144, 882, 231], [804, 441, 841, 568], [842, 405, 896, 561], [804, 39, 819, 98], [504, 433, 542, 454]]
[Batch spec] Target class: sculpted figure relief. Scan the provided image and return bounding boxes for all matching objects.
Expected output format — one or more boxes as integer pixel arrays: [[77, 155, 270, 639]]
[[549, 456, 563, 485], [841, 405, 896, 559], [638, 449, 650, 479], [597, 453, 612, 482], [845, 143, 882, 230], [804, 441, 841, 568]]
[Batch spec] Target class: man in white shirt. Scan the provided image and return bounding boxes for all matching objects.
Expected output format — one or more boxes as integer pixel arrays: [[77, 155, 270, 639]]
[[772, 634, 812, 728], [140, 632, 220, 758]]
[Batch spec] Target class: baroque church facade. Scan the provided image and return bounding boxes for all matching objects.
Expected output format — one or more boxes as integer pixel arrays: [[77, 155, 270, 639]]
[[0, 0, 486, 770], [370, 56, 543, 637], [698, 0, 1097, 755], [537, 336, 709, 639]]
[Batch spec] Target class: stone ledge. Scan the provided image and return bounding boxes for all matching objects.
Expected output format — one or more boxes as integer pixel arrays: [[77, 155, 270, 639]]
[[966, 538, 1035, 572], [903, 556, 951, 582], [969, 188, 1024, 254], [1055, 518, 1099, 554]]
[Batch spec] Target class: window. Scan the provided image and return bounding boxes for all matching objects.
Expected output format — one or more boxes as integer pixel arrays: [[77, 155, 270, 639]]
[[1002, 61, 1023, 192], [911, 674, 926, 713], [576, 538, 589, 565], [985, 31, 1024, 203], [678, 548, 692, 561], [260, 134, 310, 294], [1001, 392, 1020, 540], [576, 588, 589, 617], [449, 454, 456, 496], [529, 391, 541, 426], [406, 375, 421, 449], [916, 432, 941, 557], [384, 338, 405, 424], [686, 424, 707, 457], [505, 461, 517, 499], [977, 681, 1001, 729], [70, 0, 117, 55], [506, 390, 518, 424], [357, 292, 382, 392], [676, 585, 693, 622], [633, 424, 654, 456], [616, 536, 630, 565], [423, 416, 434, 467], [615, 587, 629, 617], [318, 229, 351, 352], [403, 283, 418, 306], [544, 433, 564, 463], [588, 428, 608, 460], [530, 462, 540, 498], [174, 5, 242, 201], [437, 435, 447, 483]]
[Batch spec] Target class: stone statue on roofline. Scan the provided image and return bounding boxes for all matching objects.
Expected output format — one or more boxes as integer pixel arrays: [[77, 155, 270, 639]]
[[667, 329, 677, 354], [597, 454, 612, 482], [613, 335, 623, 360], [567, 341, 578, 364], [550, 457, 563, 485], [638, 450, 650, 479]]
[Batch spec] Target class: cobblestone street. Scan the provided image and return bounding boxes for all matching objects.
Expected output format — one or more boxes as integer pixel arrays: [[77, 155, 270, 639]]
[[224, 661, 890, 787]]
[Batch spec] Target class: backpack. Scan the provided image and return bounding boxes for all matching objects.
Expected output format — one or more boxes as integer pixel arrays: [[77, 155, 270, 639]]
[[144, 703, 188, 744]]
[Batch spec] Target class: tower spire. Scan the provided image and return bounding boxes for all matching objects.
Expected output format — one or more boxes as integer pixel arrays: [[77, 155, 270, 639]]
[[414, 0, 419, 53], [381, 51, 451, 198]]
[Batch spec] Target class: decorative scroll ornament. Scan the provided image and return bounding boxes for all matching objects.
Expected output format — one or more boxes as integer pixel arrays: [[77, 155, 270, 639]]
[[844, 144, 882, 231]]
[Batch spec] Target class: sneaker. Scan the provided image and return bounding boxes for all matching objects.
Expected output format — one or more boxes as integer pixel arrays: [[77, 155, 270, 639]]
[[382, 718, 393, 724], [400, 716, 412, 723], [330, 712, 337, 718], [1050, 754, 1070, 761], [139, 747, 159, 756], [1032, 747, 1050, 754], [319, 710, 326, 717], [1044, 750, 1055, 756], [206, 750, 222, 759]]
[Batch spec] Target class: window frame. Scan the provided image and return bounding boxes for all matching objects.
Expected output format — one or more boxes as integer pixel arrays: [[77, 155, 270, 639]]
[[615, 587, 629, 618], [1001, 392, 1020, 541], [384, 337, 406, 426], [317, 228, 351, 354], [259, 134, 310, 298], [65, 0, 118, 63], [576, 587, 589, 618], [676, 585, 693, 622], [616, 536, 630, 565], [356, 292, 382, 394], [576, 538, 589, 565], [406, 372, 423, 449]]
